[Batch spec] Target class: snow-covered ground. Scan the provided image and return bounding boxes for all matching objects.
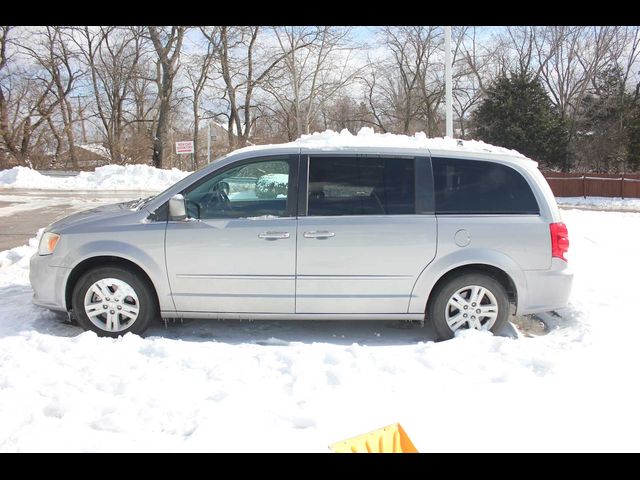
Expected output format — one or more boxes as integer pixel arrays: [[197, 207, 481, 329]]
[[557, 196, 640, 211], [1, 207, 639, 452]]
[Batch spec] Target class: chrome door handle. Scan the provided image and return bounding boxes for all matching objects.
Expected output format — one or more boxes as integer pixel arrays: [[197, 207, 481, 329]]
[[303, 230, 335, 239], [258, 231, 290, 240]]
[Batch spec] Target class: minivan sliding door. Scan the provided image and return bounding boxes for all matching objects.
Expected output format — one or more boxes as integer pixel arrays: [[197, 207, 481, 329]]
[[295, 154, 437, 314]]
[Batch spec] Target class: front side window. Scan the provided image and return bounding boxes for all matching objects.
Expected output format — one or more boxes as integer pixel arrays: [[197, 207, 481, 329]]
[[307, 156, 415, 216], [432, 157, 539, 214], [184, 158, 290, 219]]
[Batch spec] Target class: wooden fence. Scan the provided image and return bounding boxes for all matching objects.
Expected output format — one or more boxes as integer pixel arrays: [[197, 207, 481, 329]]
[[541, 171, 640, 198]]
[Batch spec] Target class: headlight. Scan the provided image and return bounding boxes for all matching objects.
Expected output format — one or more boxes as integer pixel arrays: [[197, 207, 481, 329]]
[[38, 232, 60, 256]]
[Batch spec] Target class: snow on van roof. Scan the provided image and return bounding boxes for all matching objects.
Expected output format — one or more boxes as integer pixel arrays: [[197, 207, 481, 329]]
[[238, 127, 531, 161], [296, 127, 527, 155]]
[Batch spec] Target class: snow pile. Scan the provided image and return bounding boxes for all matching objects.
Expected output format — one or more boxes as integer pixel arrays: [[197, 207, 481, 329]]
[[1, 208, 640, 451], [557, 196, 640, 211], [0, 232, 41, 273], [0, 165, 190, 191], [294, 128, 529, 158]]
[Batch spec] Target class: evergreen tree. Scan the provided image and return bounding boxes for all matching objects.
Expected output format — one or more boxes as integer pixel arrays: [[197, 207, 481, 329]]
[[472, 71, 570, 170], [628, 100, 640, 172], [574, 67, 636, 173]]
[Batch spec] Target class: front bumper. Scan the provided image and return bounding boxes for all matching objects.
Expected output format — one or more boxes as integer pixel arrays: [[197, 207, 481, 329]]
[[518, 259, 574, 315], [29, 253, 69, 312]]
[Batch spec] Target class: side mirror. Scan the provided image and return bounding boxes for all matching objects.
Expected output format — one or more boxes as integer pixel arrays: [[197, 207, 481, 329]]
[[169, 194, 187, 220]]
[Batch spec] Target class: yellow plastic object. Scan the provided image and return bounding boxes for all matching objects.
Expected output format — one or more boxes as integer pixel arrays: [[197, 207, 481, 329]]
[[329, 423, 418, 453]]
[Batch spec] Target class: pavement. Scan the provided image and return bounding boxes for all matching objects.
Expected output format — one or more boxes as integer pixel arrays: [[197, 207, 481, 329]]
[[0, 190, 150, 250]]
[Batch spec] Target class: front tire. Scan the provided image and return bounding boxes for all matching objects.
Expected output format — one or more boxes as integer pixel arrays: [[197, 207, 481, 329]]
[[428, 272, 510, 341], [72, 266, 157, 337]]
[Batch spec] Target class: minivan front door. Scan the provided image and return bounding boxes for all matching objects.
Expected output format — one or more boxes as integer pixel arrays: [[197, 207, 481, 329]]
[[165, 155, 298, 314], [295, 155, 437, 314]]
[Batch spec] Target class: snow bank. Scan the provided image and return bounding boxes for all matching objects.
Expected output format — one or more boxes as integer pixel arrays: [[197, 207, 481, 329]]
[[557, 196, 640, 211], [2, 209, 640, 452], [0, 165, 190, 191]]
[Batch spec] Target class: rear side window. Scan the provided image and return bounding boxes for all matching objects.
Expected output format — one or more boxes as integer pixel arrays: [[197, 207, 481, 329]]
[[308, 156, 415, 216], [432, 157, 539, 215]]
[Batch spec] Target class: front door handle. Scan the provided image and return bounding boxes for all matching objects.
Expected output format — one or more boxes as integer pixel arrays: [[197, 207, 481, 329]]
[[303, 230, 335, 239], [258, 231, 290, 240]]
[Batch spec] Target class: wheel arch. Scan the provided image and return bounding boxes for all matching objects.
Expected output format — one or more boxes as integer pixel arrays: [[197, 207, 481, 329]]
[[409, 248, 526, 315], [424, 264, 518, 317], [65, 256, 160, 314]]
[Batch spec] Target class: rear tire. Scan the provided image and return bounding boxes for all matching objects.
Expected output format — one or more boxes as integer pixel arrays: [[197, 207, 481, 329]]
[[428, 272, 510, 341], [72, 266, 157, 337]]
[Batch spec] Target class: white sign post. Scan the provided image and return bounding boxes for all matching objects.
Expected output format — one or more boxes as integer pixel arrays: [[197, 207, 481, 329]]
[[175, 141, 194, 155]]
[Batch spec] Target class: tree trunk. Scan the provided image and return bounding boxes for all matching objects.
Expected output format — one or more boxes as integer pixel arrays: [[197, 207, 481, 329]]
[[153, 96, 170, 168], [62, 97, 77, 168], [46, 116, 62, 168], [193, 109, 200, 170], [20, 117, 33, 167], [149, 26, 185, 169]]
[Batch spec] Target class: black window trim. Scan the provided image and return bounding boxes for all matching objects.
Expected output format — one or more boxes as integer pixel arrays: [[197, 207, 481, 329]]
[[171, 153, 300, 219], [298, 154, 309, 217], [300, 153, 430, 217], [416, 155, 434, 214]]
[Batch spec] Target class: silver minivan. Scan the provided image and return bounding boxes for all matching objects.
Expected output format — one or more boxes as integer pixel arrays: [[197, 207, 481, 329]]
[[29, 143, 573, 340]]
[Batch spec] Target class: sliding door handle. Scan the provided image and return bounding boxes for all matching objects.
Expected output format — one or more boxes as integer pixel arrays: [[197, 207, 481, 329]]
[[303, 230, 335, 239], [258, 231, 290, 240]]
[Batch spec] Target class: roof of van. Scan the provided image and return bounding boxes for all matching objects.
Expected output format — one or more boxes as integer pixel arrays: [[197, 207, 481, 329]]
[[230, 128, 538, 167]]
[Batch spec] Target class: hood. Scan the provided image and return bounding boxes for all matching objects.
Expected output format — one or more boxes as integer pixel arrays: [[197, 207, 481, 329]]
[[47, 200, 142, 233]]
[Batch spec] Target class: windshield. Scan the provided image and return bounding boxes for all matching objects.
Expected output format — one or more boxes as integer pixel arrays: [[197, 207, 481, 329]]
[[133, 152, 234, 211]]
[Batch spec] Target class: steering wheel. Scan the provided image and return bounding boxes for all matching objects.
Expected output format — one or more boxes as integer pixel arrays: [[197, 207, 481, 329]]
[[186, 198, 201, 219], [212, 181, 231, 208]]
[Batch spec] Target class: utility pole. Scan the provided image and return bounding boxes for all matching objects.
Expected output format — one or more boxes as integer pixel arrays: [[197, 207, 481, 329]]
[[444, 26, 453, 138], [207, 121, 211, 164]]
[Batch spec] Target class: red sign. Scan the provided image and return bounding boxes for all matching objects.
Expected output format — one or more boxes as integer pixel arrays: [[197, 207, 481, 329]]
[[175, 141, 194, 154]]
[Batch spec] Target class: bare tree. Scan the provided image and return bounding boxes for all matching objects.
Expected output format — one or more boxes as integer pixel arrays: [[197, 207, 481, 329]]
[[0, 25, 12, 168], [357, 59, 390, 132], [3, 25, 640, 174], [70, 26, 148, 164], [0, 26, 68, 167], [534, 26, 619, 168], [148, 26, 185, 168], [264, 26, 362, 139], [452, 26, 501, 137], [607, 25, 640, 90], [202, 26, 315, 148], [22, 26, 82, 168], [364, 26, 443, 135], [184, 31, 216, 168]]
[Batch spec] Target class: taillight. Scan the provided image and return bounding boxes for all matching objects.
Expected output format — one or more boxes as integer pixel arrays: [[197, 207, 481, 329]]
[[550, 222, 569, 262]]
